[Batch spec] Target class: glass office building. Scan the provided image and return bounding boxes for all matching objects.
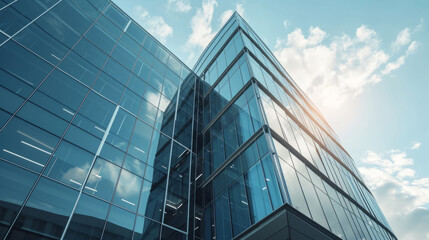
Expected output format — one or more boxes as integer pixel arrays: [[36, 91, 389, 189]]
[[0, 1, 396, 240]]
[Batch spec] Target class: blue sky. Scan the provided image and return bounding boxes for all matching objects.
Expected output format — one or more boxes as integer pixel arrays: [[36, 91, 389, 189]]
[[114, 0, 429, 238]]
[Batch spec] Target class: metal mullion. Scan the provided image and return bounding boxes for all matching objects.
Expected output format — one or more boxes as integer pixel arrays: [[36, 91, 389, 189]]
[[159, 71, 182, 237]]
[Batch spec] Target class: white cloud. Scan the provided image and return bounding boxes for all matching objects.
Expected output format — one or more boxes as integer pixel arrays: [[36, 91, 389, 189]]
[[187, 0, 218, 49], [167, 0, 192, 13], [411, 141, 422, 150], [274, 25, 419, 110], [133, 5, 173, 44], [359, 148, 429, 240], [283, 20, 288, 28], [219, 3, 245, 26], [392, 28, 411, 51]]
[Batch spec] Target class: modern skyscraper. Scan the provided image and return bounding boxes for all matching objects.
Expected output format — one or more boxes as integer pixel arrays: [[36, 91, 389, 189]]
[[0, 0, 396, 240]]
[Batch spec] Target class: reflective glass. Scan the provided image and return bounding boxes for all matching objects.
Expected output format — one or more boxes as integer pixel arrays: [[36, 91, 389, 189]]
[[229, 177, 251, 236], [161, 226, 186, 240], [164, 143, 189, 231], [215, 191, 232, 239], [0, 41, 52, 89], [17, 100, 69, 136], [0, 117, 59, 172], [58, 51, 99, 86], [123, 154, 146, 177], [297, 173, 329, 229], [0, 161, 37, 237], [45, 140, 94, 188], [84, 158, 120, 201], [64, 194, 109, 240], [280, 161, 310, 217], [133, 215, 161, 240], [103, 205, 135, 240], [113, 169, 142, 212], [261, 155, 283, 208], [93, 72, 124, 103], [128, 119, 153, 162], [9, 177, 78, 239], [244, 162, 272, 223], [14, 24, 69, 65], [35, 0, 93, 47]]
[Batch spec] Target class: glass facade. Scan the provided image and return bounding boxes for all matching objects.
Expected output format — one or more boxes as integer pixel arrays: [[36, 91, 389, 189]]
[[0, 1, 395, 240]]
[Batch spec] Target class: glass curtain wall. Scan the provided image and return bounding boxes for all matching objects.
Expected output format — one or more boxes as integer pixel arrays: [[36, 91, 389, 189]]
[[0, 0, 195, 239]]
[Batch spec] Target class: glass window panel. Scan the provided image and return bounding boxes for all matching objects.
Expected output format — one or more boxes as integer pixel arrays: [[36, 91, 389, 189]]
[[99, 142, 125, 166], [229, 176, 251, 236], [0, 161, 37, 236], [36, 0, 92, 47], [118, 34, 141, 56], [235, 105, 254, 145], [297, 173, 329, 229], [225, 157, 242, 185], [63, 194, 109, 240], [113, 169, 142, 212], [14, 24, 70, 65], [0, 68, 33, 100], [156, 47, 169, 64], [241, 143, 259, 171], [10, 177, 78, 239], [0, 6, 29, 36], [126, 22, 147, 44], [103, 205, 135, 240], [148, 69, 164, 92], [138, 99, 158, 126], [84, 157, 120, 201], [123, 154, 146, 177], [127, 74, 147, 97], [128, 120, 153, 162], [103, 58, 131, 85], [162, 79, 178, 100], [133, 215, 161, 240], [315, 188, 345, 238], [78, 91, 116, 129], [291, 154, 310, 180], [104, 6, 128, 30], [139, 48, 155, 69], [0, 117, 59, 172], [161, 226, 186, 240], [215, 191, 232, 239], [73, 38, 108, 69], [167, 56, 182, 77], [261, 155, 283, 209], [332, 201, 357, 240], [244, 162, 272, 223], [279, 161, 311, 218], [70, 0, 101, 20], [111, 43, 136, 70], [120, 88, 142, 115], [85, 22, 118, 55], [44, 140, 94, 188], [0, 41, 52, 89], [93, 72, 125, 103], [107, 109, 135, 151], [0, 110, 11, 130], [58, 51, 99, 86], [64, 124, 101, 154], [247, 97, 262, 131], [138, 178, 167, 222], [17, 100, 69, 136], [164, 143, 189, 231]]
